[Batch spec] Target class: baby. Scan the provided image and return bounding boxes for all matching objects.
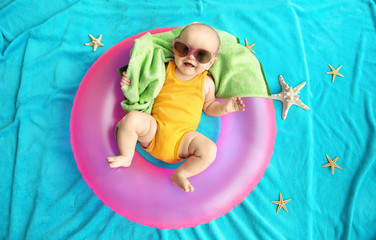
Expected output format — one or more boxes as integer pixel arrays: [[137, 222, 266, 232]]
[[107, 23, 245, 192]]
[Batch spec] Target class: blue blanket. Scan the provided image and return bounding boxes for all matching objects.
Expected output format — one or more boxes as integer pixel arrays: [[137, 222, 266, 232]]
[[1, 0, 375, 239]]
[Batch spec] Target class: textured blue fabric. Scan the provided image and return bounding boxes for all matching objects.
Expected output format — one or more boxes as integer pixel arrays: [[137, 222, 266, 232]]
[[1, 0, 375, 239]]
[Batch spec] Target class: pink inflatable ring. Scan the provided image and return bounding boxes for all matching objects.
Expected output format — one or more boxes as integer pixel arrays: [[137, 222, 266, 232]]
[[70, 27, 276, 229]]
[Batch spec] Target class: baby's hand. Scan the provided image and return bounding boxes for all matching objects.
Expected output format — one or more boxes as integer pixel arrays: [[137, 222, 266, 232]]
[[120, 71, 131, 86], [223, 97, 245, 113]]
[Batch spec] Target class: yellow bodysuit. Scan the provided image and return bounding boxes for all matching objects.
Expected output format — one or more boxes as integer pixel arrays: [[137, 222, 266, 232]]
[[144, 61, 208, 163]]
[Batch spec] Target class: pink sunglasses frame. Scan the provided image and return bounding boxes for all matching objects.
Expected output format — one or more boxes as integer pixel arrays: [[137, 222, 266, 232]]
[[172, 38, 218, 64]]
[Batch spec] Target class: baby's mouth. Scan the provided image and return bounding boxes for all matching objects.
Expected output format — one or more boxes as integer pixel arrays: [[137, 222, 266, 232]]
[[184, 62, 195, 68]]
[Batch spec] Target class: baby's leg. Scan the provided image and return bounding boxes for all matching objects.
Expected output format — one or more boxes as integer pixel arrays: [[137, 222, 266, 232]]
[[106, 111, 157, 168], [171, 131, 217, 192]]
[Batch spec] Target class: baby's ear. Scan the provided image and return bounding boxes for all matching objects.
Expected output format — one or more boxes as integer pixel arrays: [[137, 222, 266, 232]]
[[209, 57, 217, 68]]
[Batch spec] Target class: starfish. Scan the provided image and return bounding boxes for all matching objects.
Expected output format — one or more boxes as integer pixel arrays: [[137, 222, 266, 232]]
[[244, 39, 256, 54], [327, 64, 344, 82], [271, 193, 291, 213], [271, 75, 310, 120], [85, 34, 104, 52], [321, 154, 342, 174]]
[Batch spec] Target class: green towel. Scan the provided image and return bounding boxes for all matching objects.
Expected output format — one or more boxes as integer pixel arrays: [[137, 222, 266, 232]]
[[120, 26, 271, 114]]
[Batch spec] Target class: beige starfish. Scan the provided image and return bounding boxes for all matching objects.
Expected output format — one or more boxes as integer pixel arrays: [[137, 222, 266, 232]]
[[322, 154, 342, 174], [327, 64, 344, 82], [245, 39, 256, 54], [85, 34, 104, 52], [271, 193, 291, 213], [271, 75, 310, 120]]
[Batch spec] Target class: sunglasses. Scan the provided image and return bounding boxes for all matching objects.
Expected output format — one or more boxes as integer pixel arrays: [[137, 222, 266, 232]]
[[172, 38, 217, 64]]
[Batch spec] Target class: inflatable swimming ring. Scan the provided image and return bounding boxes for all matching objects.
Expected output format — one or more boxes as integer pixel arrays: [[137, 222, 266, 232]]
[[70, 27, 276, 229]]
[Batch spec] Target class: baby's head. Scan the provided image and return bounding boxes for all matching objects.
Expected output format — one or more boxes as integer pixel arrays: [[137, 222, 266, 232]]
[[172, 23, 220, 78]]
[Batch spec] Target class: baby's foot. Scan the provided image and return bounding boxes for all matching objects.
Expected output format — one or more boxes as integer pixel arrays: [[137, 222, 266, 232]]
[[106, 155, 132, 168], [171, 171, 194, 192]]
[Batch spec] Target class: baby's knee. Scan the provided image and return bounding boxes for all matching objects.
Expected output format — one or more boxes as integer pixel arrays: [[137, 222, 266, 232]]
[[119, 111, 142, 129], [201, 140, 217, 162]]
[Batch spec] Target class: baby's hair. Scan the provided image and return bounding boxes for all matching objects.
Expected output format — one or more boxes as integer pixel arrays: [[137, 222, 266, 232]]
[[178, 23, 221, 52]]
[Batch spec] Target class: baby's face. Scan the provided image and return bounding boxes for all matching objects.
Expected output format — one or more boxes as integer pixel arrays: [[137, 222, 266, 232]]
[[174, 25, 219, 78]]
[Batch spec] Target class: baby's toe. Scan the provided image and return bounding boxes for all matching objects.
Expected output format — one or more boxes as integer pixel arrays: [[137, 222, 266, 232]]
[[109, 159, 125, 168], [184, 182, 194, 192], [109, 162, 120, 168], [183, 182, 191, 192]]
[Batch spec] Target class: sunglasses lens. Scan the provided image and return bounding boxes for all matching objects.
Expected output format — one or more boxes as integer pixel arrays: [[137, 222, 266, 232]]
[[173, 40, 213, 64], [195, 50, 212, 63], [173, 42, 189, 57]]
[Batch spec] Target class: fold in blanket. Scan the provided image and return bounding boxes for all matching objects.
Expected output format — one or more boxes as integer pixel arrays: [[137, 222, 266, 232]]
[[120, 26, 271, 114]]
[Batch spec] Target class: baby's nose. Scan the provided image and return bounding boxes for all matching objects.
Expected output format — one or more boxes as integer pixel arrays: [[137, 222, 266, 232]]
[[187, 51, 195, 60]]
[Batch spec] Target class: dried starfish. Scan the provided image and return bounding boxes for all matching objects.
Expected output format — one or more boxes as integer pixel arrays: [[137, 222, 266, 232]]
[[272, 75, 310, 120], [327, 64, 344, 82], [85, 34, 104, 52], [321, 154, 342, 174], [245, 39, 256, 54], [271, 193, 291, 213]]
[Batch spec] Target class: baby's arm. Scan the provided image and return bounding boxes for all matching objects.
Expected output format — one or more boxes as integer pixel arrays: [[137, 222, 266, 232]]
[[203, 76, 245, 117]]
